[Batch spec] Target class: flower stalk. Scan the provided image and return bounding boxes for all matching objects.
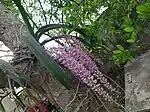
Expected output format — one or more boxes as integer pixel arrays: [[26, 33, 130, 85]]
[[46, 37, 120, 102]]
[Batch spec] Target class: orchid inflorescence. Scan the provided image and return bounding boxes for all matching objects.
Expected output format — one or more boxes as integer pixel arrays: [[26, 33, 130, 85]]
[[46, 35, 120, 102]]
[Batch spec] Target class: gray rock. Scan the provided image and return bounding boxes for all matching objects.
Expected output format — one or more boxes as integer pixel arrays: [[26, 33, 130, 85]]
[[125, 51, 150, 112]]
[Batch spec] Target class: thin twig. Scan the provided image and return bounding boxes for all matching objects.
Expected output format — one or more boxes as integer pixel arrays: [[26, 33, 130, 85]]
[[45, 82, 58, 106], [13, 90, 26, 108], [73, 89, 90, 112], [93, 106, 103, 112], [40, 35, 66, 45], [0, 92, 11, 101], [65, 83, 80, 112], [93, 90, 111, 112], [37, 0, 47, 25], [26, 13, 39, 29], [100, 73, 125, 92], [8, 77, 20, 112], [111, 98, 130, 112], [0, 55, 13, 58], [0, 49, 11, 52], [16, 89, 24, 95]]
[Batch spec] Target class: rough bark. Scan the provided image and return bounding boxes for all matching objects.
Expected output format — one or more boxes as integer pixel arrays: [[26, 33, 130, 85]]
[[0, 2, 72, 109], [0, 4, 24, 52], [0, 3, 102, 112]]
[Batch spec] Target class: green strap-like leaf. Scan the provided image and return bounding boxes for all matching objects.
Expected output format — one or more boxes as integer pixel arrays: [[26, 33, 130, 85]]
[[35, 24, 68, 40], [35, 24, 89, 41], [0, 59, 30, 86], [35, 24, 91, 49], [21, 26, 73, 89], [12, 0, 34, 36]]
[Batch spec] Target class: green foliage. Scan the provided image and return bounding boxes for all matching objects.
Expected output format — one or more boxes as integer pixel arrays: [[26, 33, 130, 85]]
[[35, 23, 89, 46], [59, 0, 139, 64], [1, 1, 149, 110], [20, 26, 73, 89], [3, 0, 19, 13], [35, 24, 69, 40], [121, 16, 137, 44], [136, 2, 150, 19], [111, 2, 150, 64], [124, 27, 134, 32], [9, 0, 150, 65], [113, 45, 134, 64]]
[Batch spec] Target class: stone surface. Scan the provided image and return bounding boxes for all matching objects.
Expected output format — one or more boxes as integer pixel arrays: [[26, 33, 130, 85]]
[[0, 89, 23, 112], [125, 51, 150, 112]]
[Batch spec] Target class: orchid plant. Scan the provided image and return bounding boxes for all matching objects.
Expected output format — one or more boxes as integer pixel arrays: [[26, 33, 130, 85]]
[[46, 35, 121, 103]]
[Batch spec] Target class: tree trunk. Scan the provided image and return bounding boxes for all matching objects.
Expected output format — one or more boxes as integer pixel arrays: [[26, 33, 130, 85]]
[[0, 4, 24, 52], [0, 2, 71, 110], [0, 3, 101, 112]]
